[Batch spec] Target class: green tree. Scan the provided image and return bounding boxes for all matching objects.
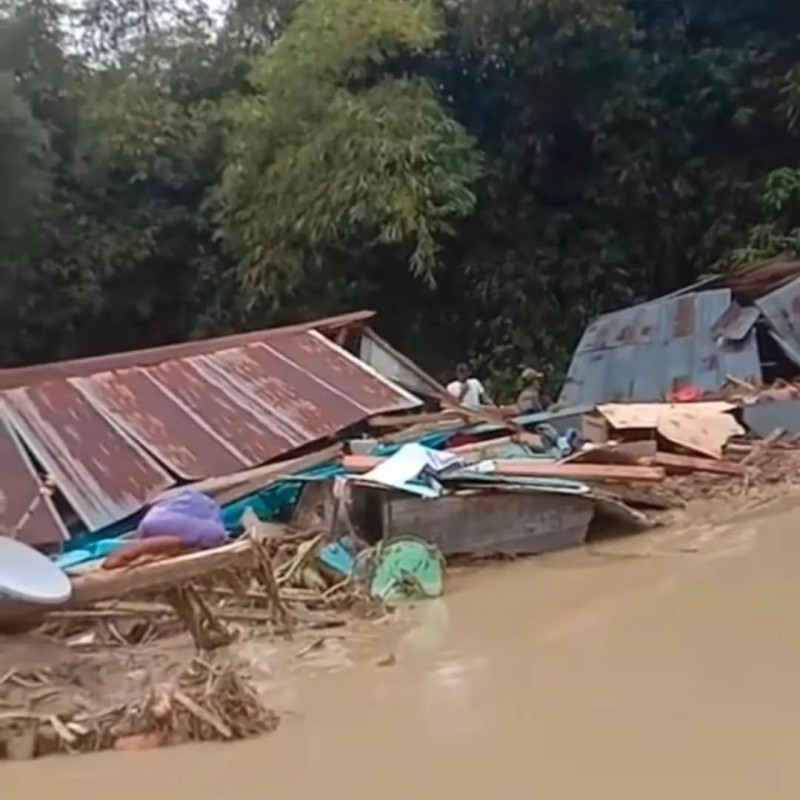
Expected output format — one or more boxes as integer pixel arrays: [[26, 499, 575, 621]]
[[218, 0, 482, 300]]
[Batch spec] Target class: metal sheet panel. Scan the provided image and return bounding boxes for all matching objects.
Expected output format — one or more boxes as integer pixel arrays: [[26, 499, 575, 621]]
[[270, 331, 420, 413], [559, 290, 762, 406], [146, 359, 299, 467], [0, 409, 68, 547], [755, 275, 800, 355], [204, 342, 359, 440], [743, 399, 800, 437], [712, 301, 760, 342], [76, 369, 247, 479], [4, 382, 173, 531], [359, 329, 444, 397]]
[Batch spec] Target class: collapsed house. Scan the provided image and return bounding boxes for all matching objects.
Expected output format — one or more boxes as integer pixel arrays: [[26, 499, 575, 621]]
[[559, 259, 800, 406], [0, 311, 439, 550]]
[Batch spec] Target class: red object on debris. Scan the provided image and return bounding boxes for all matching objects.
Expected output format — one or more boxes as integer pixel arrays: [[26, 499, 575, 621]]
[[672, 386, 703, 403]]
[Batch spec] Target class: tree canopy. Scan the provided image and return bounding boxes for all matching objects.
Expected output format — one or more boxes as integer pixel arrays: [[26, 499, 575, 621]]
[[2, 0, 800, 393]]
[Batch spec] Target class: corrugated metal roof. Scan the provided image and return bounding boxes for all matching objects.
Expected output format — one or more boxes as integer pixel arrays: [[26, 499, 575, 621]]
[[0, 408, 68, 547], [559, 289, 762, 406], [0, 310, 376, 390], [4, 381, 174, 531], [75, 368, 246, 480], [1, 319, 420, 537]]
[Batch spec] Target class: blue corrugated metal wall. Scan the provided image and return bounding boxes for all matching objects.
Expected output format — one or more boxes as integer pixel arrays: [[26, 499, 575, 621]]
[[559, 289, 762, 406]]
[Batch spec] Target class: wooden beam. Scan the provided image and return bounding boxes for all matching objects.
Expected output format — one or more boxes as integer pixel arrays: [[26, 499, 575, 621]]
[[68, 540, 258, 607], [561, 440, 657, 465], [653, 451, 745, 476], [368, 410, 467, 429], [156, 444, 342, 506], [447, 433, 543, 456], [342, 454, 665, 483], [491, 460, 665, 483]]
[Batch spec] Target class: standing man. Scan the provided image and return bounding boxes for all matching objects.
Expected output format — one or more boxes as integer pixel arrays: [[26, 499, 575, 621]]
[[516, 367, 550, 413], [447, 363, 490, 408]]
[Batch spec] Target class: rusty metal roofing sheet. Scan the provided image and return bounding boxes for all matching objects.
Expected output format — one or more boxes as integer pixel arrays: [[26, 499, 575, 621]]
[[271, 331, 420, 412], [559, 289, 762, 406], [0, 310, 376, 390], [75, 369, 247, 480], [1, 319, 420, 535], [0, 408, 68, 547], [4, 381, 173, 531], [202, 343, 358, 440], [145, 358, 300, 467]]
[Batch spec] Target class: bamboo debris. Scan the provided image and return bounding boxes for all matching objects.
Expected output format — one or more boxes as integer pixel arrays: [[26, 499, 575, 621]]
[[0, 658, 278, 759]]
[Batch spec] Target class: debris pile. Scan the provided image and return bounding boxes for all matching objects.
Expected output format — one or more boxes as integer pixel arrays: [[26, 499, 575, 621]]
[[0, 653, 277, 759], [6, 309, 800, 762]]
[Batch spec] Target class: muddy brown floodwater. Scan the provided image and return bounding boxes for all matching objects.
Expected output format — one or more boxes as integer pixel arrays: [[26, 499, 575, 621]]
[[7, 496, 800, 799]]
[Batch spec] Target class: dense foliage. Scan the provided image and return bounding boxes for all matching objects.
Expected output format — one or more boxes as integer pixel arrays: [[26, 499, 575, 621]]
[[2, 0, 800, 394]]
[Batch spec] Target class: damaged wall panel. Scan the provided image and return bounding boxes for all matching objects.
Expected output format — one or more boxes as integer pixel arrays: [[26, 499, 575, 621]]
[[386, 491, 594, 556], [560, 289, 762, 406]]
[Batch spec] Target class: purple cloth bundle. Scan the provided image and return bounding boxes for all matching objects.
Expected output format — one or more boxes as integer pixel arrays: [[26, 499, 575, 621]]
[[137, 490, 226, 549]]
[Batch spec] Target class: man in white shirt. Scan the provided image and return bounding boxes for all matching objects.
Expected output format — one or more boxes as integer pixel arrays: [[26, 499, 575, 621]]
[[446, 363, 490, 408]]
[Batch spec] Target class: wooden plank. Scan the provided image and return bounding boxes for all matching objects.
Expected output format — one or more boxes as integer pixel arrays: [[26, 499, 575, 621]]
[[68, 540, 258, 607], [368, 410, 466, 429], [447, 433, 543, 456], [597, 402, 736, 430], [156, 443, 342, 506], [653, 452, 745, 476], [561, 440, 657, 466], [341, 454, 665, 483], [491, 460, 665, 483]]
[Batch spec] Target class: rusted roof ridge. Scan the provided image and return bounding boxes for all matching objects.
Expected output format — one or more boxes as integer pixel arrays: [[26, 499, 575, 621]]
[[0, 310, 376, 390]]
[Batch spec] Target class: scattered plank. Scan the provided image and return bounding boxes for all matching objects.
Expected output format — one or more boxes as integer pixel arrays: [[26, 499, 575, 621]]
[[341, 454, 665, 483], [561, 439, 657, 466], [653, 452, 745, 476], [491, 460, 665, 483], [741, 427, 786, 466], [369, 410, 467, 429], [157, 444, 342, 506], [447, 433, 543, 457], [70, 540, 258, 607], [173, 690, 233, 740]]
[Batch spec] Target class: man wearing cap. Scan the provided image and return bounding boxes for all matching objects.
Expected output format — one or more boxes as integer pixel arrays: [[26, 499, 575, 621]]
[[516, 368, 550, 414]]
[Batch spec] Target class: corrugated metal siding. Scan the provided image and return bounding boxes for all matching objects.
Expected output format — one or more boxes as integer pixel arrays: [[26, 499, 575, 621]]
[[4, 381, 173, 531], [559, 290, 762, 406], [358, 329, 445, 397], [0, 408, 68, 547], [2, 324, 420, 536], [755, 275, 800, 356]]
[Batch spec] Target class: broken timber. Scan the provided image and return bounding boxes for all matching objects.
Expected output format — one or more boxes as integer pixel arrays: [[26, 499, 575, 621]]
[[653, 452, 745, 476], [342, 454, 666, 483]]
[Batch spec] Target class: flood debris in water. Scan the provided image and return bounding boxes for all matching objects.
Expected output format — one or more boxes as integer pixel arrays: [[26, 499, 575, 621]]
[[7, 317, 800, 762]]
